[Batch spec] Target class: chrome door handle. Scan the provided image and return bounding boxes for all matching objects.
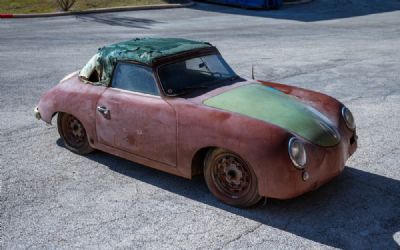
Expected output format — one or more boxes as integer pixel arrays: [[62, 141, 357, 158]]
[[97, 106, 109, 115]]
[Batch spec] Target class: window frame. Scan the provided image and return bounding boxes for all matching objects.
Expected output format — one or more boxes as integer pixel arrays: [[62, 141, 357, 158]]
[[110, 61, 161, 97], [108, 48, 230, 98]]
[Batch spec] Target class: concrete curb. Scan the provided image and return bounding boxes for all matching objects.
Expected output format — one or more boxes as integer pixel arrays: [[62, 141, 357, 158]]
[[0, 2, 194, 18]]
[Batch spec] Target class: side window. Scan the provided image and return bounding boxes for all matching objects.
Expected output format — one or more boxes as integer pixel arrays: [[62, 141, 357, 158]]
[[112, 62, 159, 96]]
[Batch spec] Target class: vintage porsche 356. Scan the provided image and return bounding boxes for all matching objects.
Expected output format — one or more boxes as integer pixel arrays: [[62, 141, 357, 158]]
[[35, 38, 357, 207]]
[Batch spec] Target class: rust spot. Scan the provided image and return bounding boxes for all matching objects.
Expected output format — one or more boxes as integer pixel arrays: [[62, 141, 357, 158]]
[[126, 135, 136, 145], [213, 112, 232, 122]]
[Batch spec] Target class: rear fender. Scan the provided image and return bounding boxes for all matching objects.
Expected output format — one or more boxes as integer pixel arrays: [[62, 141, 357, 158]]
[[37, 74, 107, 144]]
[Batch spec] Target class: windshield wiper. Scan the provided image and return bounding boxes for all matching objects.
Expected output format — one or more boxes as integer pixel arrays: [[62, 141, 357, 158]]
[[228, 75, 240, 81], [206, 75, 240, 87]]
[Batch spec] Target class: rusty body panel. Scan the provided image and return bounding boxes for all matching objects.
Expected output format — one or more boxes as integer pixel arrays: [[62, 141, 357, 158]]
[[38, 73, 107, 145], [96, 88, 177, 167], [37, 42, 357, 201], [38, 74, 357, 199]]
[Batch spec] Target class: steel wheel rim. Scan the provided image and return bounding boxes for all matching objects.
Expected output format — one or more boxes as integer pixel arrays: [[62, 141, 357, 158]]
[[211, 153, 252, 199], [62, 115, 86, 148]]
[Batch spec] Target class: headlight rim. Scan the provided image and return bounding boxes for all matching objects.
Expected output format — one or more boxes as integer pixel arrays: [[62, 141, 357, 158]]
[[288, 137, 307, 170], [341, 106, 356, 131]]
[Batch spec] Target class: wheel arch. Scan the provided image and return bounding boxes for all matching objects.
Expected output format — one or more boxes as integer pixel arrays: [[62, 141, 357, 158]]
[[191, 146, 216, 177], [56, 111, 96, 145], [190, 146, 259, 180], [40, 111, 58, 124], [57, 112, 95, 154], [202, 147, 262, 207]]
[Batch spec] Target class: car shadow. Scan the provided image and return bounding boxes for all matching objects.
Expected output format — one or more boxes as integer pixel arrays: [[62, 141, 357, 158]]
[[75, 14, 163, 29], [56, 139, 400, 248], [191, 1, 400, 22]]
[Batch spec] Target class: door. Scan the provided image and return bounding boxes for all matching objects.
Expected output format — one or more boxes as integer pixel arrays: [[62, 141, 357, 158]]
[[95, 62, 177, 167]]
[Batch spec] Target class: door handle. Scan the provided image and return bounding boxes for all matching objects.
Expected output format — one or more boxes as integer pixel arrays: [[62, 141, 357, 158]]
[[97, 106, 109, 115]]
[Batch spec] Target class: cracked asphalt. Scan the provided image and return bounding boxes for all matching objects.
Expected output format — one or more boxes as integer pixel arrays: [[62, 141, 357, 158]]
[[1, 0, 400, 249]]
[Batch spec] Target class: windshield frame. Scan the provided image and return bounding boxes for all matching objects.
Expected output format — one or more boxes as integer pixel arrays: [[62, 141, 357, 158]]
[[154, 49, 238, 97]]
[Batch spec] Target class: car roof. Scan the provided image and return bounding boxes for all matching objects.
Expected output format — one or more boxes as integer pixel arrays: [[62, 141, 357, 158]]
[[100, 37, 212, 65], [79, 37, 214, 86]]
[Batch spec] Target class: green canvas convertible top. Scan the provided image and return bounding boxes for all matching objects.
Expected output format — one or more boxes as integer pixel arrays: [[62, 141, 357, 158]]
[[79, 37, 213, 86]]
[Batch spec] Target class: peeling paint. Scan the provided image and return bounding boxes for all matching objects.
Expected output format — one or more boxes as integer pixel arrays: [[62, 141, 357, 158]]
[[204, 83, 340, 147]]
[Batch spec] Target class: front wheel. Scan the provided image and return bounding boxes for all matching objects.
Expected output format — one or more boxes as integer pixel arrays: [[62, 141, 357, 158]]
[[57, 113, 94, 155], [204, 148, 262, 207]]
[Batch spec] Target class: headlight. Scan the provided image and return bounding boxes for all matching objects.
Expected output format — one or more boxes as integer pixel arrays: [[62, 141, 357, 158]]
[[341, 106, 356, 130], [288, 137, 307, 169]]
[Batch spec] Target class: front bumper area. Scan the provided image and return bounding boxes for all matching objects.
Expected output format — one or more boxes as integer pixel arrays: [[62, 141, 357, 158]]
[[263, 129, 358, 199]]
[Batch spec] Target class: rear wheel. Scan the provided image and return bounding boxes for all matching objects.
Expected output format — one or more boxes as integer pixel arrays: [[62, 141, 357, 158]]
[[204, 148, 262, 207], [57, 113, 94, 155]]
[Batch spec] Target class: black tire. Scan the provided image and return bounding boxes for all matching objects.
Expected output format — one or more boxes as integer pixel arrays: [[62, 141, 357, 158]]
[[204, 148, 262, 207], [57, 112, 94, 155]]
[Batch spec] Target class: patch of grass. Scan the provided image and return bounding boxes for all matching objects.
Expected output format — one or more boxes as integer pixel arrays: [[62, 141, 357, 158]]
[[0, 0, 188, 14]]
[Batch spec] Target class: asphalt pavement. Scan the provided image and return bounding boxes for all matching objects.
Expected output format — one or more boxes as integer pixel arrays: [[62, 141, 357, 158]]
[[1, 0, 400, 249]]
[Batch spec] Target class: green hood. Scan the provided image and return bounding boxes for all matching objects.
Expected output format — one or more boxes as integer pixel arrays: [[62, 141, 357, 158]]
[[203, 84, 339, 147]]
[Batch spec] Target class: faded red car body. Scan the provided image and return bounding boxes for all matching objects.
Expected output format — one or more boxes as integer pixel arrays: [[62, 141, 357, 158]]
[[37, 72, 357, 199]]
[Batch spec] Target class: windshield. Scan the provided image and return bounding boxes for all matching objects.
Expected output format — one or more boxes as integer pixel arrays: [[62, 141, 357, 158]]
[[158, 54, 238, 95]]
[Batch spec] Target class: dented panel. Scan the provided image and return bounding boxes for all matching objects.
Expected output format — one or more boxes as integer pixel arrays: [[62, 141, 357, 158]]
[[96, 88, 177, 167]]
